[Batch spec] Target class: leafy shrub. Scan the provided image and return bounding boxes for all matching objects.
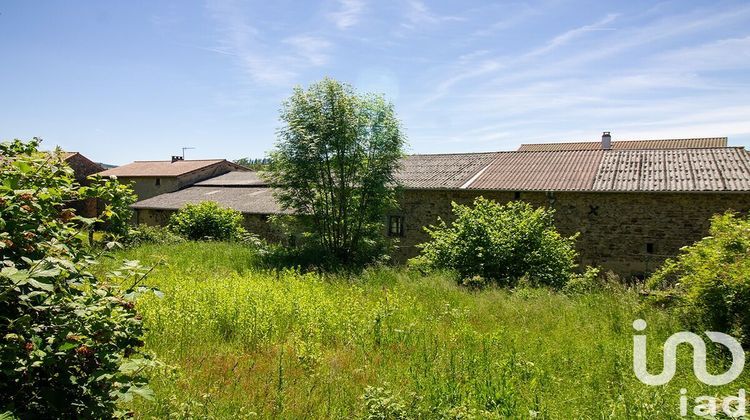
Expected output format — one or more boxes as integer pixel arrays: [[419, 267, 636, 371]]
[[82, 174, 137, 237], [126, 224, 186, 247], [168, 201, 247, 241], [411, 198, 578, 288], [0, 139, 154, 418], [646, 212, 750, 345], [261, 214, 391, 271], [563, 266, 603, 295]]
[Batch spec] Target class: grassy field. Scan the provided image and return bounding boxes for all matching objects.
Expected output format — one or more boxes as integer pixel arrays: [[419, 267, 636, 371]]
[[101, 242, 750, 418]]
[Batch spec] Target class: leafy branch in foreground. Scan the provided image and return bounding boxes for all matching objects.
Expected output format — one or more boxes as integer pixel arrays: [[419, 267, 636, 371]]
[[0, 138, 157, 418]]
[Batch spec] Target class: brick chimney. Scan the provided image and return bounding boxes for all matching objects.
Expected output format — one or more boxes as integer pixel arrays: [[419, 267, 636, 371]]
[[601, 131, 612, 150], [171, 156, 184, 163]]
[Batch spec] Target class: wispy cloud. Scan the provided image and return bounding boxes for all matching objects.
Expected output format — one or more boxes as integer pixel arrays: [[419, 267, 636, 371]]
[[283, 35, 332, 66], [523, 13, 618, 58], [328, 0, 365, 30], [403, 3, 750, 151], [205, 0, 331, 85], [401, 0, 463, 30], [657, 36, 750, 71]]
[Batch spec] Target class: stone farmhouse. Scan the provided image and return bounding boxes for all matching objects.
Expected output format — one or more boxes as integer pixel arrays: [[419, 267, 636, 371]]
[[60, 151, 104, 217], [123, 133, 750, 278], [98, 156, 248, 200]]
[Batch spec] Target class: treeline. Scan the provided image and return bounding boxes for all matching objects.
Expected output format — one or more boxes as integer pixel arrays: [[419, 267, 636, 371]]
[[234, 157, 271, 170]]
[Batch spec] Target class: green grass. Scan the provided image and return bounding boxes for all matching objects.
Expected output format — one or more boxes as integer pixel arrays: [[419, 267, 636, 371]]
[[101, 242, 750, 418]]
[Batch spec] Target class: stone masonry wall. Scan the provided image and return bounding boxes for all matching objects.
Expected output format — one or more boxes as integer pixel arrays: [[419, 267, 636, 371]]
[[123, 161, 246, 201], [391, 190, 750, 278], [134, 209, 282, 242]]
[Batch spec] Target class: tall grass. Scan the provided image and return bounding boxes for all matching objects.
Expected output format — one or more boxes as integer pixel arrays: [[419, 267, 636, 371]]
[[104, 242, 750, 418]]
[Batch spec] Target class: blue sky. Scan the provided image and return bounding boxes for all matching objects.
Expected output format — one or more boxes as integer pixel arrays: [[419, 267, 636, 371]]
[[1, 1, 749, 165]]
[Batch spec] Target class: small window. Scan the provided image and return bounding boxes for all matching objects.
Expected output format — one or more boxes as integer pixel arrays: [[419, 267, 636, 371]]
[[388, 215, 404, 237], [514, 191, 521, 200], [155, 178, 161, 186], [646, 243, 655, 254]]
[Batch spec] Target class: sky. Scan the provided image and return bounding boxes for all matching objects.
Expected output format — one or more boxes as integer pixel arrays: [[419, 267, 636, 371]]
[[1, 1, 749, 165]]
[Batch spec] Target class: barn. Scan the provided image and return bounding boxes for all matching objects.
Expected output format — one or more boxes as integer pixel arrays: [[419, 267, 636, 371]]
[[130, 134, 750, 277]]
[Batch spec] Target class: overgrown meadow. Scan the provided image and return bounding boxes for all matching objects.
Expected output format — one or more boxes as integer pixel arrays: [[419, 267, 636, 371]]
[[100, 242, 750, 418]]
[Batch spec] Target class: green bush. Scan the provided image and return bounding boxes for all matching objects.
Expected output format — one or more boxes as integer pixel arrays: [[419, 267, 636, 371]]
[[411, 197, 578, 288], [126, 224, 186, 247], [0, 139, 154, 418], [168, 201, 246, 241], [82, 174, 137, 237], [646, 212, 750, 345]]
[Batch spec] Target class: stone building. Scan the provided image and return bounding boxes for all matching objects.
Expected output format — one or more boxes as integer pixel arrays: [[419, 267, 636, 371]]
[[98, 157, 248, 200], [61, 151, 104, 217], [130, 135, 750, 278], [131, 171, 290, 241]]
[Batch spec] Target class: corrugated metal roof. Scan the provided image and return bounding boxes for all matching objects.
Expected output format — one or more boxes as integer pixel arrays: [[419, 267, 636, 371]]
[[395, 152, 498, 189], [592, 148, 750, 192], [195, 171, 267, 186], [469, 150, 604, 191], [132, 186, 290, 214], [517, 137, 728, 151], [99, 159, 246, 177], [401, 147, 750, 192]]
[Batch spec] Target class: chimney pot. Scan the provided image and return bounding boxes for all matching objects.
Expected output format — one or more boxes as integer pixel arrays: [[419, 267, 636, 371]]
[[601, 131, 612, 150], [171, 156, 184, 163]]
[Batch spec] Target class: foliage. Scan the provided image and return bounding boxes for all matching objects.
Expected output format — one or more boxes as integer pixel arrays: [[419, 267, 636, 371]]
[[125, 224, 186, 247], [646, 212, 750, 345], [99, 241, 741, 419], [167, 201, 247, 241], [411, 198, 578, 288], [361, 386, 411, 419], [233, 157, 270, 171], [0, 138, 154, 418], [266, 78, 405, 265], [562, 266, 603, 295], [81, 174, 137, 237]]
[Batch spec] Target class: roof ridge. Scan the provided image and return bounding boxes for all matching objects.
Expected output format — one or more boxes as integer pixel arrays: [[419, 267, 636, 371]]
[[131, 159, 225, 163], [520, 137, 728, 146]]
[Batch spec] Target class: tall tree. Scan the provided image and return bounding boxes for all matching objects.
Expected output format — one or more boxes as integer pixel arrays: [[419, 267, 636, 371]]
[[267, 78, 405, 263]]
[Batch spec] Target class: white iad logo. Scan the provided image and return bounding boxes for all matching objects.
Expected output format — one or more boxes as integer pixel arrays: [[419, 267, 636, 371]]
[[632, 319, 746, 417], [632, 319, 744, 386]]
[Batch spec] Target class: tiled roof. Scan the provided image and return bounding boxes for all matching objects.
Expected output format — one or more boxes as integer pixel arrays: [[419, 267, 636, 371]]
[[592, 148, 750, 192], [395, 152, 498, 189], [517, 137, 728, 151], [99, 159, 245, 177], [469, 150, 603, 191], [400, 147, 750, 192], [133, 143, 750, 215], [195, 171, 267, 186], [132, 186, 290, 214]]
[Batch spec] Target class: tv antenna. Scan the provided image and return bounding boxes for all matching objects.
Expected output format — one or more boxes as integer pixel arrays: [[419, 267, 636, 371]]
[[181, 147, 195, 159]]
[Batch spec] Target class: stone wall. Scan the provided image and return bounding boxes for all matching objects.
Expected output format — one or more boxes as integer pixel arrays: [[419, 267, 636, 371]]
[[123, 177, 181, 202], [65, 154, 104, 217], [391, 189, 750, 278], [134, 208, 282, 242], [134, 188, 750, 278], [123, 162, 247, 201]]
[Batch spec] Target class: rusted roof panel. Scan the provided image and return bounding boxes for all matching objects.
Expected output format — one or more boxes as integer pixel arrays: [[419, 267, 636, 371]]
[[592, 148, 750, 191], [132, 186, 290, 214], [395, 152, 499, 189], [518, 137, 728, 151], [468, 150, 604, 191], [99, 159, 246, 177]]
